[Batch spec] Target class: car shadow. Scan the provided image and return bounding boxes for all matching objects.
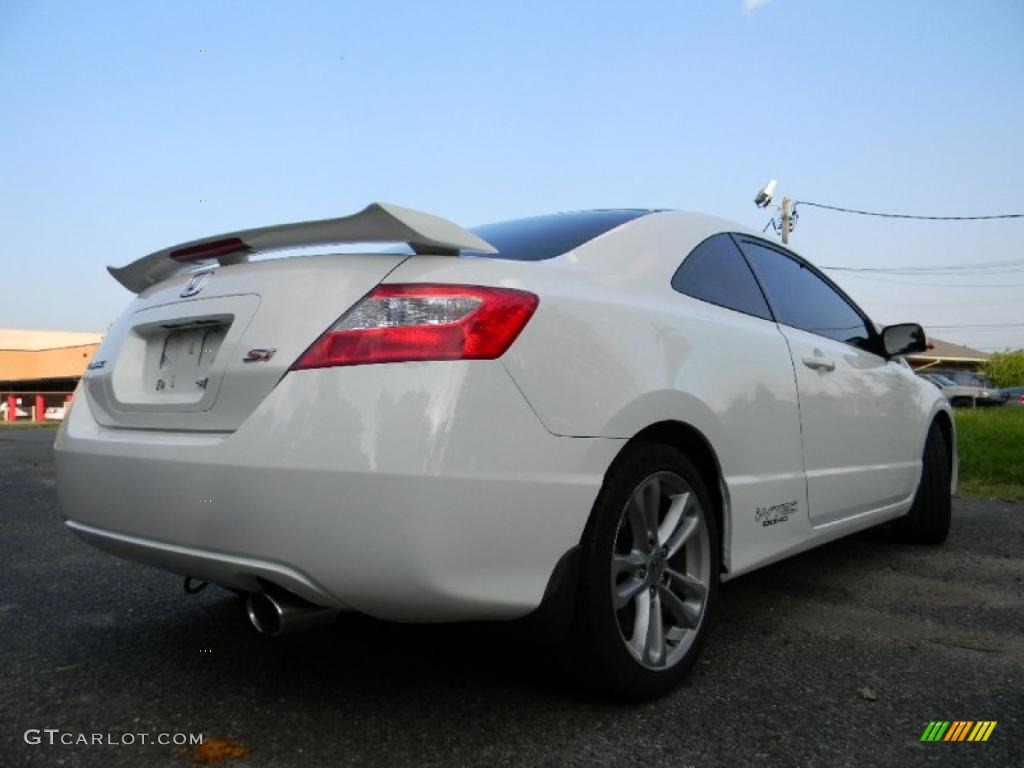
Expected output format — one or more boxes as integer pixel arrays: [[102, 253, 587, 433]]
[[62, 525, 909, 712]]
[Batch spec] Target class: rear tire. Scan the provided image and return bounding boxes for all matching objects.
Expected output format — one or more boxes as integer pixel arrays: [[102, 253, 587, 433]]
[[570, 443, 720, 700], [892, 422, 951, 544]]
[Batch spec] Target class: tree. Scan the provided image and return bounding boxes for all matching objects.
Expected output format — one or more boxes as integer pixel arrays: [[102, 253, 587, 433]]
[[982, 350, 1024, 388]]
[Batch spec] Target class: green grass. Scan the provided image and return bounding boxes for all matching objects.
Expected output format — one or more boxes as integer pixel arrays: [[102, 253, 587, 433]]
[[954, 408, 1024, 503]]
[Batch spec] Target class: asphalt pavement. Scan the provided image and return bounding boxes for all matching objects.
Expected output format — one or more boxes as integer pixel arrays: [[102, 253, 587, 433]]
[[2, 428, 1022, 767]]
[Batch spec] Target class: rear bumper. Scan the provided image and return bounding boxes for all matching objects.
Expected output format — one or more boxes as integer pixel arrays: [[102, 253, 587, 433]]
[[55, 362, 623, 621]]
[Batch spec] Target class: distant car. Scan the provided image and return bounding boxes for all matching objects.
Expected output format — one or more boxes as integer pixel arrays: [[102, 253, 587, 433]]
[[924, 369, 1004, 406], [918, 373, 981, 408], [999, 386, 1024, 407], [931, 369, 993, 388], [44, 406, 67, 421], [0, 401, 29, 419]]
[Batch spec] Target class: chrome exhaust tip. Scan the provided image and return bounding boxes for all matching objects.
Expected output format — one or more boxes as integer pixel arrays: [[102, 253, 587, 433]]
[[246, 589, 340, 637]]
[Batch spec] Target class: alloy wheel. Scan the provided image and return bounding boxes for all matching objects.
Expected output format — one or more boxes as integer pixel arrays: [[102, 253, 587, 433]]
[[610, 471, 711, 670]]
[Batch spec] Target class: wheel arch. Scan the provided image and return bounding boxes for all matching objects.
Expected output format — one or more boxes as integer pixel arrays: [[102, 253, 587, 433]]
[[930, 408, 957, 490], [609, 420, 731, 574]]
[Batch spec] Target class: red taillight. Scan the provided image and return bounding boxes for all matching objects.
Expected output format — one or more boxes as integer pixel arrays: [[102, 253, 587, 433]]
[[1019, 395, 1024, 404], [291, 284, 539, 369]]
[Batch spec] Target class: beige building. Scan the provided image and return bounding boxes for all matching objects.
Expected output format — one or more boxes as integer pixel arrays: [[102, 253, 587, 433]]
[[907, 337, 990, 372], [0, 330, 103, 419], [0, 329, 102, 383]]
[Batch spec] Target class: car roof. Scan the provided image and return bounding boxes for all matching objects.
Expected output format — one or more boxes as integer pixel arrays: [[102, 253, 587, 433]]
[[466, 209, 751, 262]]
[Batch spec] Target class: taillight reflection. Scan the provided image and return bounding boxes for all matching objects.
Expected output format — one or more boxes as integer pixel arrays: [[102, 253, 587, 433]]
[[291, 284, 539, 369]]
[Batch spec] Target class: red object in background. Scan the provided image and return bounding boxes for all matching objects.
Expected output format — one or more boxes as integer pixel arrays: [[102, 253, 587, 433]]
[[6, 394, 16, 422], [35, 394, 45, 422]]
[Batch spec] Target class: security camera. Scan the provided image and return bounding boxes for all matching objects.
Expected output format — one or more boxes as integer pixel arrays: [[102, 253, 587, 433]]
[[754, 179, 777, 208]]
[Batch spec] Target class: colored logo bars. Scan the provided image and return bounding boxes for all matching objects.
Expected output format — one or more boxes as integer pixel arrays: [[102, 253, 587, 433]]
[[921, 721, 997, 742]]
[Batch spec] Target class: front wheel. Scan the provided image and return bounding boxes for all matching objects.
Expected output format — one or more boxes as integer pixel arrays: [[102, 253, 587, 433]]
[[892, 421, 951, 544], [571, 443, 720, 700]]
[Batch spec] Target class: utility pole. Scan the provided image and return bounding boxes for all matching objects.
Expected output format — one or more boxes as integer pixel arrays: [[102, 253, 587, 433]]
[[781, 197, 792, 244], [754, 180, 792, 243]]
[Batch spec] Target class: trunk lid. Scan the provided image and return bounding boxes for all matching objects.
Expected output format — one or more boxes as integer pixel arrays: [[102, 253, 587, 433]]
[[84, 253, 408, 431], [85, 201, 496, 432]]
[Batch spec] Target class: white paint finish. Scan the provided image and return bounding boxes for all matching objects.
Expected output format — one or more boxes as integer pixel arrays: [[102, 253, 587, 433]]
[[721, 493, 914, 581], [56, 208, 953, 621], [56, 361, 623, 620], [105, 294, 260, 414], [108, 201, 495, 293], [777, 325, 929, 523], [84, 252, 407, 431], [65, 520, 342, 606], [390, 215, 810, 575], [386, 211, 949, 577]]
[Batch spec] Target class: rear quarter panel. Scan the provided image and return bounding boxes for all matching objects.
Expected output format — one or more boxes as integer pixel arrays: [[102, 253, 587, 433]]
[[388, 213, 812, 574]]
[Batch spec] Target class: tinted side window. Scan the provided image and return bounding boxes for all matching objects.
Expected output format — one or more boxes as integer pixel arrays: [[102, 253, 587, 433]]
[[671, 234, 772, 320], [738, 240, 872, 347]]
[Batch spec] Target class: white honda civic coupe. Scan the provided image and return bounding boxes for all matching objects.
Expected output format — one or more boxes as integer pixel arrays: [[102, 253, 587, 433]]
[[55, 203, 955, 699]]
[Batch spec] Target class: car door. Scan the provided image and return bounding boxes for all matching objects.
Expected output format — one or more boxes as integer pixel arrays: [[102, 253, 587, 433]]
[[735, 237, 922, 525]]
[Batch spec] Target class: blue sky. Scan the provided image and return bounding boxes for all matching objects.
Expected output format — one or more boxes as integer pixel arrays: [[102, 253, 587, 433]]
[[2, 0, 1022, 350]]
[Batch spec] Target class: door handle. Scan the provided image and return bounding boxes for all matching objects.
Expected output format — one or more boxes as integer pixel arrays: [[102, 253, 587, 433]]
[[802, 355, 835, 372]]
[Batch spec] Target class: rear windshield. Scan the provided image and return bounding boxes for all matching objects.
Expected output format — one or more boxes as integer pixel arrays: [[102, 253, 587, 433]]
[[465, 209, 654, 261]]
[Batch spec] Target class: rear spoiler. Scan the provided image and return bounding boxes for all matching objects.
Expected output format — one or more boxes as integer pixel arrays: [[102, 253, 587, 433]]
[[107, 202, 497, 293]]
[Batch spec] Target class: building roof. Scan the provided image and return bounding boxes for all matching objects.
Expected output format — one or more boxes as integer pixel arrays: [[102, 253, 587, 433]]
[[0, 328, 104, 351], [909, 336, 990, 364]]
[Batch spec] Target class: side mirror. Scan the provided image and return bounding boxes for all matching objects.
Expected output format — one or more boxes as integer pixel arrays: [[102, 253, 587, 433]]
[[881, 323, 927, 358]]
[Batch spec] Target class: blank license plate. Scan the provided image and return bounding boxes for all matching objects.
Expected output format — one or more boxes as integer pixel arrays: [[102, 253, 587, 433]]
[[152, 324, 228, 394]]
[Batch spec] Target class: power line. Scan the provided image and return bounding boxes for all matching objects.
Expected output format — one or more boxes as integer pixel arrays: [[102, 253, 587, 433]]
[[923, 322, 1024, 330], [826, 266, 1024, 276], [821, 258, 1024, 274], [832, 272, 1024, 288], [927, 328, 1022, 336], [860, 297, 1024, 308], [795, 200, 1024, 221]]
